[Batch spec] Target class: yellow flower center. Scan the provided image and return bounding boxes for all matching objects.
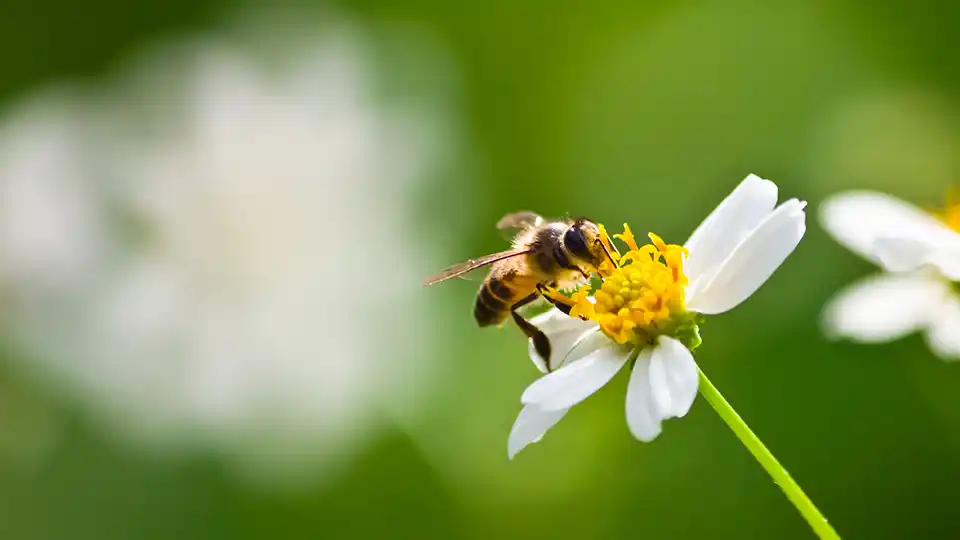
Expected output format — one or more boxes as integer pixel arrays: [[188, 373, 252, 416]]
[[559, 224, 692, 345], [938, 203, 960, 232], [931, 187, 960, 231]]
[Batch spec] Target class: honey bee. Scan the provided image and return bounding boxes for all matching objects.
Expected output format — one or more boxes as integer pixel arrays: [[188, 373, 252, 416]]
[[423, 211, 615, 369]]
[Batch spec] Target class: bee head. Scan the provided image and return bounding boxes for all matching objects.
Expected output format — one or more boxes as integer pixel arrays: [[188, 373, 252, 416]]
[[563, 218, 607, 268]]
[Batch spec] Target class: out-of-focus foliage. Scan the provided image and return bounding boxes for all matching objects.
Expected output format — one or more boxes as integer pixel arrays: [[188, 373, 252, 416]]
[[0, 0, 959, 538]]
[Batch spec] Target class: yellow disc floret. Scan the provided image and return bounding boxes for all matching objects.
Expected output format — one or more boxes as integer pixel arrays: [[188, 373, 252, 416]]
[[936, 190, 960, 232], [566, 224, 691, 345]]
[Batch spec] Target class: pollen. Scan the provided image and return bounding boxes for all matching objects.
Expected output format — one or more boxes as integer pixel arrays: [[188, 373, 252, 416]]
[[567, 224, 689, 345]]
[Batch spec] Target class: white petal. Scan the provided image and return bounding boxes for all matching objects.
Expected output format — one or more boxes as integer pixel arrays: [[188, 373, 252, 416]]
[[507, 404, 569, 459], [873, 236, 960, 280], [527, 342, 550, 374], [822, 272, 947, 342], [526, 308, 600, 373], [559, 327, 608, 366], [925, 293, 960, 361], [647, 336, 699, 418], [923, 248, 960, 281], [686, 199, 806, 314], [820, 191, 959, 266], [526, 307, 563, 326], [521, 341, 629, 411], [625, 347, 662, 442], [683, 174, 778, 285]]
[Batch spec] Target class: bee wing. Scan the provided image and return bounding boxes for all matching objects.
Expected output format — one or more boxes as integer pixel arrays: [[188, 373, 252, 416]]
[[496, 211, 544, 241], [422, 248, 532, 286], [496, 211, 544, 231]]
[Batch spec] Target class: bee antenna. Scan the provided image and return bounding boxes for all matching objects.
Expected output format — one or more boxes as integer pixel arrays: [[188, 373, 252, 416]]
[[596, 238, 616, 266]]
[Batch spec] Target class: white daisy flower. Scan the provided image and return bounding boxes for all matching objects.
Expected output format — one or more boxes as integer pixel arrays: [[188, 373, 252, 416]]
[[820, 190, 960, 360], [509, 174, 807, 458]]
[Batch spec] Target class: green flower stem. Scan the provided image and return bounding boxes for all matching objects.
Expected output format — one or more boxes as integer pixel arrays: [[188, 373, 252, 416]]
[[697, 366, 840, 540]]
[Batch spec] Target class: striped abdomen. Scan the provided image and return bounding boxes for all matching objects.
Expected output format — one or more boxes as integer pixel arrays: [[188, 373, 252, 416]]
[[473, 273, 536, 327]]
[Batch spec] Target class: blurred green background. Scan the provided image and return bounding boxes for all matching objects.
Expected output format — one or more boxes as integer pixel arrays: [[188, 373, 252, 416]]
[[1, 0, 960, 538]]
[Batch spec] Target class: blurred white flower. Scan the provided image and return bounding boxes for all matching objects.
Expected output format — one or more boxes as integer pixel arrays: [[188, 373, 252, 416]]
[[820, 191, 960, 360], [0, 16, 460, 484], [510, 175, 807, 457]]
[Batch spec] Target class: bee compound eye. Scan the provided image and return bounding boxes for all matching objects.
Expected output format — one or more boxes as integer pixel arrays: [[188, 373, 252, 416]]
[[563, 225, 589, 259]]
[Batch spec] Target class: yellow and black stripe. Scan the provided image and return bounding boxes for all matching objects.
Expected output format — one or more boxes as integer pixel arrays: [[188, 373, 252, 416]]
[[473, 277, 514, 326]]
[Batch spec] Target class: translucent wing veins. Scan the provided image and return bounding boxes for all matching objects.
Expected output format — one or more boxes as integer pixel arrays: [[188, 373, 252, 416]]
[[422, 248, 532, 286]]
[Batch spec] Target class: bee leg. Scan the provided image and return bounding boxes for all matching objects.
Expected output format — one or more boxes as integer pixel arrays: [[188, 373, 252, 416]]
[[536, 283, 573, 316], [595, 239, 617, 266], [552, 247, 590, 280], [511, 293, 553, 370], [564, 265, 589, 280]]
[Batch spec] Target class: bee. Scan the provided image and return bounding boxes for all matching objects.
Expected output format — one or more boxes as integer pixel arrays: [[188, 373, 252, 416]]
[[423, 211, 615, 370]]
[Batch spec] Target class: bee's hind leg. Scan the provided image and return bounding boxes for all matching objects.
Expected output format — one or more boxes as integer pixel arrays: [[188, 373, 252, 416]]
[[511, 293, 553, 370]]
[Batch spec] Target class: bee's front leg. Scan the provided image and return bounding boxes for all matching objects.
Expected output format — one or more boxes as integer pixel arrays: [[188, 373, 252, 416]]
[[536, 283, 574, 316], [554, 249, 590, 281]]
